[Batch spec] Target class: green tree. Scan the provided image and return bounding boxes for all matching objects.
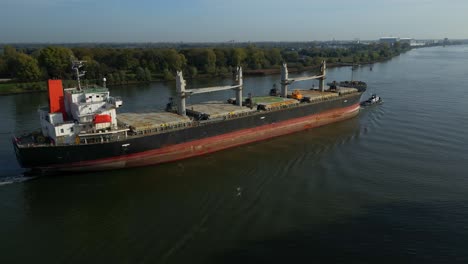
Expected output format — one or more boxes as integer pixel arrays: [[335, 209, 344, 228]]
[[214, 49, 227, 68], [394, 41, 401, 53], [71, 48, 94, 60], [142, 49, 165, 72], [304, 57, 315, 66], [119, 71, 126, 84], [11, 53, 42, 81], [144, 67, 152, 81], [3, 45, 18, 76], [163, 49, 186, 71], [163, 69, 174, 81], [230, 48, 247, 67], [114, 72, 121, 84], [205, 49, 217, 74], [82, 56, 100, 80], [359, 54, 367, 63], [38, 46, 74, 79], [265, 48, 282, 66], [148, 61, 157, 72], [378, 43, 391, 58], [246, 46, 266, 69], [135, 67, 146, 81], [3, 45, 16, 58], [282, 50, 299, 62], [216, 66, 229, 76], [0, 57, 7, 77], [187, 66, 197, 78], [183, 48, 216, 74], [106, 73, 114, 84], [311, 57, 321, 66], [116, 50, 139, 71], [401, 43, 410, 51]]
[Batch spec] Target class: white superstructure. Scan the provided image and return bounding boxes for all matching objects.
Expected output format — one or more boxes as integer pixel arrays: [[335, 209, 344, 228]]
[[37, 62, 124, 145], [38, 85, 123, 145]]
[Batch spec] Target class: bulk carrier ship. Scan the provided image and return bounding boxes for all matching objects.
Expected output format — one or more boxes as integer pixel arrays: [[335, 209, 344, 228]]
[[13, 61, 365, 173]]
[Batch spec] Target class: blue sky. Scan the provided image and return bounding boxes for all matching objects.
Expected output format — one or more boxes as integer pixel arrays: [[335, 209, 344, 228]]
[[1, 0, 466, 42]]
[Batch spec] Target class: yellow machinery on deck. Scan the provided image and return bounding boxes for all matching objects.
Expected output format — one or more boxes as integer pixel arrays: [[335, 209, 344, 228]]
[[291, 90, 303, 100]]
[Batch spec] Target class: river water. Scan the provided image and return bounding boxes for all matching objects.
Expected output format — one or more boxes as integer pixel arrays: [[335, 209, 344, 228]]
[[1, 45, 468, 263]]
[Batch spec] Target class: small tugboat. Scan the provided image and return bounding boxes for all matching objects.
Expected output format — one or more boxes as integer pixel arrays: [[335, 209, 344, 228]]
[[360, 94, 382, 106]]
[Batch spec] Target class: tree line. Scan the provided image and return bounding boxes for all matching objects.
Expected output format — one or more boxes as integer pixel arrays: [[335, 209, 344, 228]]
[[0, 42, 410, 84]]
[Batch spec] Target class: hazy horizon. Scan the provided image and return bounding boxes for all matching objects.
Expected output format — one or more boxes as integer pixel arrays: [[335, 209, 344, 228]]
[[1, 0, 467, 43]]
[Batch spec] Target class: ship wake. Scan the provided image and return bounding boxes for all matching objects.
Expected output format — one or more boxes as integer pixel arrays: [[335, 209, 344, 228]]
[[0, 175, 37, 186]]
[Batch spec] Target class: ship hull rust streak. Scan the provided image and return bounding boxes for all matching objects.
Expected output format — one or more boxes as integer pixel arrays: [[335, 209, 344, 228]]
[[39, 103, 360, 172]]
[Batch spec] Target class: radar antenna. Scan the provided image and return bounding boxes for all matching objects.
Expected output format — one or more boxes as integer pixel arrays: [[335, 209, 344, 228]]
[[72, 60, 86, 91]]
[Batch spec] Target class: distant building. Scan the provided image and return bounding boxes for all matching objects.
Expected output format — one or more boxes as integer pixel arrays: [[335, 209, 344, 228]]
[[379, 37, 399, 45], [399, 38, 413, 45], [410, 41, 426, 47]]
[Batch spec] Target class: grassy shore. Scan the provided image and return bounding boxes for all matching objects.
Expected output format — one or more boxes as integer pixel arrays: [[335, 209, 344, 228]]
[[0, 82, 47, 95]]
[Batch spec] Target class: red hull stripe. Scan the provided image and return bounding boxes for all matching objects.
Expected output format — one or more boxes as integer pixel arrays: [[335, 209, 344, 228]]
[[47, 103, 360, 171]]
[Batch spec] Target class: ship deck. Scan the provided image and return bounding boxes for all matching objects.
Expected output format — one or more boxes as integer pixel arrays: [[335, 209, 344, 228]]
[[336, 87, 359, 95], [117, 112, 191, 133], [293, 90, 338, 100], [250, 96, 300, 110], [186, 102, 256, 119], [250, 96, 296, 105], [287, 88, 358, 101]]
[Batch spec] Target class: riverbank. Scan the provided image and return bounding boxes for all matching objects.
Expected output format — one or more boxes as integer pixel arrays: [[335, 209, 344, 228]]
[[1, 41, 417, 95], [0, 50, 406, 96]]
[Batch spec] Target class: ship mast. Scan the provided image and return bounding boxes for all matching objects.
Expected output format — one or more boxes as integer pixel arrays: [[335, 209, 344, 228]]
[[72, 60, 86, 91]]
